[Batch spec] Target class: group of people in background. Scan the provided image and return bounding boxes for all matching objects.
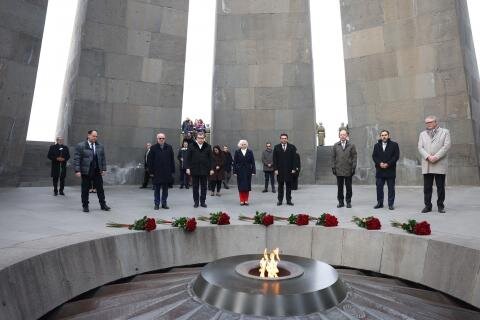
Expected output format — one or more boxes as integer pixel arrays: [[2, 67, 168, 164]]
[[47, 115, 451, 214]]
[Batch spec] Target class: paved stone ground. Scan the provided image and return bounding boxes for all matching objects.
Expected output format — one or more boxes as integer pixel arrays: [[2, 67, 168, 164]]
[[1, 184, 480, 257]]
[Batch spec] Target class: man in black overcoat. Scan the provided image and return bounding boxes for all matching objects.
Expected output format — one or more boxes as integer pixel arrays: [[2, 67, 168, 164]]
[[74, 130, 110, 212], [148, 133, 175, 210], [273, 133, 297, 206], [372, 130, 400, 210], [185, 132, 213, 208], [47, 136, 70, 196]]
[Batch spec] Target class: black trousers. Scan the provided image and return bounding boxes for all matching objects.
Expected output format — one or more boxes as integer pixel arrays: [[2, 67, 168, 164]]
[[376, 177, 395, 206], [142, 169, 150, 187], [336, 176, 352, 203], [192, 175, 207, 204], [264, 171, 275, 190], [81, 173, 106, 207], [423, 173, 446, 208], [52, 175, 65, 192], [292, 173, 299, 190], [277, 176, 292, 202], [209, 180, 222, 192]]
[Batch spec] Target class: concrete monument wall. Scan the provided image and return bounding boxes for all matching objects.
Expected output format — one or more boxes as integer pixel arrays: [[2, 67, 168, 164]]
[[341, 0, 480, 185], [0, 0, 47, 186], [69, 0, 189, 184], [211, 0, 317, 183]]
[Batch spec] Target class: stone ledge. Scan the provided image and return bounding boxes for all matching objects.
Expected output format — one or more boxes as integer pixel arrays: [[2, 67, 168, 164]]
[[1, 225, 480, 320]]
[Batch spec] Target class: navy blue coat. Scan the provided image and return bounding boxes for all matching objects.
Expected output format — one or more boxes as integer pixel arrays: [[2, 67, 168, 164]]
[[147, 143, 175, 184], [372, 139, 400, 178], [233, 149, 256, 192]]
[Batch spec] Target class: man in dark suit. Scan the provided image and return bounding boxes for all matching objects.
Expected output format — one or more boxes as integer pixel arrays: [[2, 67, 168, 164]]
[[273, 133, 297, 206], [332, 129, 357, 208], [74, 130, 110, 213], [148, 133, 175, 210], [140, 142, 152, 189], [47, 136, 70, 196], [372, 130, 400, 210], [185, 132, 213, 208]]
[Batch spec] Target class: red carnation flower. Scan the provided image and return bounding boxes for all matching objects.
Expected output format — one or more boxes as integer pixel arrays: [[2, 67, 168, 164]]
[[366, 217, 381, 230], [414, 221, 431, 235], [296, 214, 310, 226], [324, 214, 338, 227], [262, 214, 274, 226], [217, 212, 230, 225], [185, 218, 197, 232], [144, 218, 157, 232]]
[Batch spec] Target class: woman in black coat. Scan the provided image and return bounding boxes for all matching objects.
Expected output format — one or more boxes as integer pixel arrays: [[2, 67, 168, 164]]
[[233, 139, 256, 205], [209, 145, 225, 196]]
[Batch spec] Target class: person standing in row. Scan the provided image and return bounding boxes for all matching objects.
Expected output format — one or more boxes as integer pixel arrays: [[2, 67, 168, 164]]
[[273, 133, 297, 206], [222, 145, 233, 189], [292, 153, 301, 190], [210, 145, 225, 196], [186, 132, 213, 208], [140, 142, 152, 189], [332, 129, 357, 208], [74, 130, 110, 212], [261, 142, 275, 193], [233, 140, 256, 205], [177, 141, 189, 189], [372, 130, 399, 210], [148, 133, 175, 210], [418, 115, 451, 213], [47, 136, 70, 196]]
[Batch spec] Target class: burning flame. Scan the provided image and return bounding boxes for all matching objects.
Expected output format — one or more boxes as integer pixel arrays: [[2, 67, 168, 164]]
[[259, 248, 280, 278]]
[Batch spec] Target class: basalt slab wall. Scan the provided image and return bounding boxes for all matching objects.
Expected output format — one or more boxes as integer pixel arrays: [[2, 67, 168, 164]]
[[69, 0, 189, 184], [340, 0, 480, 185], [211, 0, 317, 184], [0, 0, 47, 186], [1, 225, 480, 320]]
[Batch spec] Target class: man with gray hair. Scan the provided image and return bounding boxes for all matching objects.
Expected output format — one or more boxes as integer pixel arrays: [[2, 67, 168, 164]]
[[418, 115, 451, 213]]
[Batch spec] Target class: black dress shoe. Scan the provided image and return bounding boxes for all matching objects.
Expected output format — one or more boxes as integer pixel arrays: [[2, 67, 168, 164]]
[[244, 202, 249, 206], [272, 189, 276, 193], [83, 206, 89, 213], [346, 203, 352, 208], [54, 191, 58, 196], [162, 205, 169, 209], [277, 201, 282, 206], [262, 189, 268, 193], [389, 205, 394, 210], [421, 206, 432, 213], [224, 185, 229, 189], [101, 205, 111, 211], [337, 203, 344, 208], [194, 203, 199, 208], [286, 201, 294, 206], [374, 203, 383, 209], [438, 207, 446, 213], [200, 203, 207, 208], [59, 191, 65, 196], [154, 204, 159, 210]]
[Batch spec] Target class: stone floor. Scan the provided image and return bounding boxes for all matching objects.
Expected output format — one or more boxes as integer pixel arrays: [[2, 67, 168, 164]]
[[1, 184, 480, 269]]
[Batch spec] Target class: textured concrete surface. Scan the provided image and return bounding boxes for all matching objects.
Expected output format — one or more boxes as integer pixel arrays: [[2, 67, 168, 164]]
[[68, 0, 190, 184], [1, 185, 480, 319], [0, 0, 47, 186], [341, 0, 480, 185], [211, 0, 317, 184]]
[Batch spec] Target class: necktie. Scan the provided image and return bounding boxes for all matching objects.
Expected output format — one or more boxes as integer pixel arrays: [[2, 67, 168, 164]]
[[283, 145, 286, 151]]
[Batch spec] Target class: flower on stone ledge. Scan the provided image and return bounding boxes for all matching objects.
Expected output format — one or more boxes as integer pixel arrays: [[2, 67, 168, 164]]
[[352, 216, 381, 230], [157, 217, 197, 232], [316, 213, 339, 227], [239, 211, 274, 227], [106, 216, 157, 232], [391, 219, 431, 235], [198, 211, 230, 225]]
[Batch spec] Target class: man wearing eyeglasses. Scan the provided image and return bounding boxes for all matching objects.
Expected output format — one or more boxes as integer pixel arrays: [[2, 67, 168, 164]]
[[148, 133, 175, 210], [418, 115, 451, 213], [185, 132, 213, 208]]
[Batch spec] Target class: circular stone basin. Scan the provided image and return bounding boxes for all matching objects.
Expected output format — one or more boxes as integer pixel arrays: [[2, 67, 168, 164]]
[[191, 254, 347, 317], [234, 260, 304, 280]]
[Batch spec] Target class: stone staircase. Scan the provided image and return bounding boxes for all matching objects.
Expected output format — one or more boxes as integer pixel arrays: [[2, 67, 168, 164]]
[[18, 141, 53, 187], [43, 266, 480, 320], [315, 146, 336, 184]]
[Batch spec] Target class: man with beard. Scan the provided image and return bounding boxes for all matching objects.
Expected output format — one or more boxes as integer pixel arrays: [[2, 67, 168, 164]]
[[372, 130, 400, 210], [47, 136, 70, 196]]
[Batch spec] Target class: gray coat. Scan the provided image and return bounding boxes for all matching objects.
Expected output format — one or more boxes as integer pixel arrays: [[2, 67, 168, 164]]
[[331, 141, 357, 177], [418, 127, 451, 174], [261, 149, 274, 172], [74, 140, 107, 175]]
